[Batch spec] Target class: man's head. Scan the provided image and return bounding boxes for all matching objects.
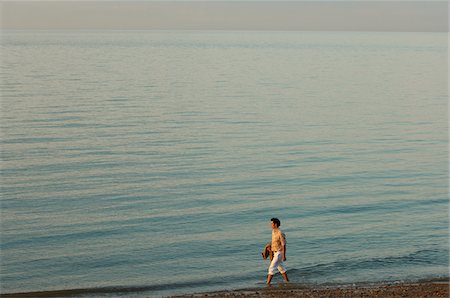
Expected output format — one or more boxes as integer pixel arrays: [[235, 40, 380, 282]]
[[271, 218, 281, 229]]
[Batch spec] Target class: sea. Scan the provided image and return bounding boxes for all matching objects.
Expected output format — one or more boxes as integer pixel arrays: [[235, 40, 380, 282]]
[[1, 30, 448, 297]]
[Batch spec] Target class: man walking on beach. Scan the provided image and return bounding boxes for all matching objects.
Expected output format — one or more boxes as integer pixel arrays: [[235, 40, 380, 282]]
[[267, 218, 289, 285]]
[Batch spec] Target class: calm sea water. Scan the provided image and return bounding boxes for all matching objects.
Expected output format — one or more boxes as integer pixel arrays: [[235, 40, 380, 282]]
[[1, 30, 448, 297]]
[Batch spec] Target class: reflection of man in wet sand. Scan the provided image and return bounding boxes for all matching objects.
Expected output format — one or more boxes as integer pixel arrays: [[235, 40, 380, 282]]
[[267, 218, 289, 285]]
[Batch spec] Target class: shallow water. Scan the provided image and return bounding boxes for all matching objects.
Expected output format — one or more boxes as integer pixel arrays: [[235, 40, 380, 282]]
[[1, 30, 448, 296]]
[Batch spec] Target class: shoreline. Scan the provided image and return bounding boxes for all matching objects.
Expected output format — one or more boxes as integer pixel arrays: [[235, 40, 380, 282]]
[[2, 278, 448, 298], [170, 279, 450, 298]]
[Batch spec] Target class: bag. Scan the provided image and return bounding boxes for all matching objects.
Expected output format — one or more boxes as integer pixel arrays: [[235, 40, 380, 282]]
[[261, 243, 274, 261]]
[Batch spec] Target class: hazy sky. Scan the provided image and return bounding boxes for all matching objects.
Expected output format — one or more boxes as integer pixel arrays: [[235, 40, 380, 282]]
[[1, 1, 448, 32]]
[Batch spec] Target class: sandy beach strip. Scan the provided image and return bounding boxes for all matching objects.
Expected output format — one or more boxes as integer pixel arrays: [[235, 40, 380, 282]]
[[2, 279, 448, 297], [170, 279, 449, 298]]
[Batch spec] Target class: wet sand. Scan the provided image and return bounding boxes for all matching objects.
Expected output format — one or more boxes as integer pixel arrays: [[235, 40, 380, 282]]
[[2, 279, 448, 297], [171, 279, 449, 298]]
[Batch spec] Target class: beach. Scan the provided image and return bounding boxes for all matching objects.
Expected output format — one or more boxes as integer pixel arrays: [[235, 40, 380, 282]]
[[172, 280, 449, 298], [2, 279, 448, 297]]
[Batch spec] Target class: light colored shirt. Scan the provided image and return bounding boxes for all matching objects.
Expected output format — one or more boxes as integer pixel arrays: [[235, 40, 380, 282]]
[[271, 228, 286, 252]]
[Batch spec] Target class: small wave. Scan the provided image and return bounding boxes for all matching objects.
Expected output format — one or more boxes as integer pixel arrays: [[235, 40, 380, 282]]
[[1, 274, 256, 298], [299, 249, 448, 278], [1, 282, 198, 297]]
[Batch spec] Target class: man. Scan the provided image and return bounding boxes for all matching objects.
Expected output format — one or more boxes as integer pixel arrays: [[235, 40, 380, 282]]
[[267, 217, 289, 285]]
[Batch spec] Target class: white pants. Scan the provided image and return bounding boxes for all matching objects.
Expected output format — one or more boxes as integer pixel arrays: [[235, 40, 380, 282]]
[[268, 251, 287, 275]]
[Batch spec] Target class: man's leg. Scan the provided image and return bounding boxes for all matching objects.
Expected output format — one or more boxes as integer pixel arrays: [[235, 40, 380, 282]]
[[278, 261, 289, 283], [267, 252, 279, 285]]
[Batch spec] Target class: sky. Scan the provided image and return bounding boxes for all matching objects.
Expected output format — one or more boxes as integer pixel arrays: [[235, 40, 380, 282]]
[[1, 1, 448, 32]]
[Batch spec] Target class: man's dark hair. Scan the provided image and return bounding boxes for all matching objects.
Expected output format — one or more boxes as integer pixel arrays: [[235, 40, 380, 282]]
[[271, 218, 281, 227]]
